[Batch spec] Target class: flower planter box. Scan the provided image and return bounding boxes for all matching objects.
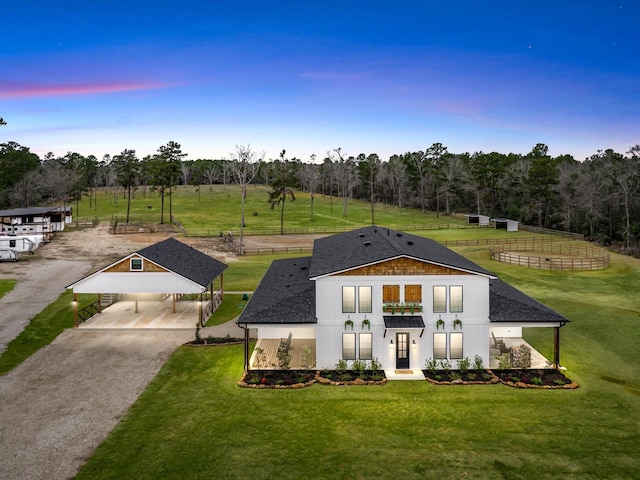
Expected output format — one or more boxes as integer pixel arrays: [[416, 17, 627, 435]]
[[383, 306, 423, 314]]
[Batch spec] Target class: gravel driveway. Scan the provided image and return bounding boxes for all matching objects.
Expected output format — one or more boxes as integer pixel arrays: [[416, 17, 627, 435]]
[[0, 328, 192, 480], [0, 226, 190, 479]]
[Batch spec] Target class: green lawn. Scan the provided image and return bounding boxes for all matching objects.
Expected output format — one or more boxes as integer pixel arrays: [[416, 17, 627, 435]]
[[0, 279, 16, 300], [0, 291, 94, 375], [76, 243, 640, 479]]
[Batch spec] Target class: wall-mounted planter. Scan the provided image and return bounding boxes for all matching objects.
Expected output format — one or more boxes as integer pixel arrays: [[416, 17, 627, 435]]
[[362, 319, 370, 330], [344, 319, 354, 331], [453, 319, 462, 330], [436, 319, 445, 330]]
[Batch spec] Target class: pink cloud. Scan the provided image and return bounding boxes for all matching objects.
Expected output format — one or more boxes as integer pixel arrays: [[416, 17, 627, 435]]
[[0, 81, 168, 99]]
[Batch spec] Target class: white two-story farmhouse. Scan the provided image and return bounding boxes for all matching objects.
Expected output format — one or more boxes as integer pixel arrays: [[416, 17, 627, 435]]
[[237, 226, 569, 373]]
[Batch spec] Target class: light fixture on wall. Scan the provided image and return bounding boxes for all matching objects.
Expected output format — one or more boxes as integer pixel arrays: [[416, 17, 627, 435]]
[[412, 339, 417, 348]]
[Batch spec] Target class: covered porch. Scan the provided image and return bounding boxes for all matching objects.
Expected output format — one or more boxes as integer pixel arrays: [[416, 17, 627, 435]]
[[249, 338, 316, 369], [489, 337, 552, 369]]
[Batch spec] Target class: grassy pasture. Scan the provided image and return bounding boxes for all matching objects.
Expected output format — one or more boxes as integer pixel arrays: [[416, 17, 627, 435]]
[[76, 184, 478, 233]]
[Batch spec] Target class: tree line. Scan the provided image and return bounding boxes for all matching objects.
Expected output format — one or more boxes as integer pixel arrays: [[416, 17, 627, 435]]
[[0, 137, 639, 252]]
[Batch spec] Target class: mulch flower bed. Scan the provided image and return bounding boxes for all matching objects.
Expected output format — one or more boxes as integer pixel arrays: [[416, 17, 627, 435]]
[[315, 370, 387, 385], [423, 369, 499, 385], [184, 337, 244, 346], [239, 370, 316, 389], [493, 369, 579, 389]]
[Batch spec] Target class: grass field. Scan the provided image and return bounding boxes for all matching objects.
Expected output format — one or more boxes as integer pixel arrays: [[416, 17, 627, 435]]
[[6, 188, 640, 478], [75, 184, 476, 234]]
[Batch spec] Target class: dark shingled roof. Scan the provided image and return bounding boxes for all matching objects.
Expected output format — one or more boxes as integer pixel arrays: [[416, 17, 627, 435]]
[[309, 225, 493, 278], [0, 206, 60, 217], [237, 257, 316, 325], [490, 279, 570, 323], [383, 316, 425, 328], [137, 237, 227, 287]]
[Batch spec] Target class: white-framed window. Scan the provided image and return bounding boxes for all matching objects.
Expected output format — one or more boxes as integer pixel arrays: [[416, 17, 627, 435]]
[[433, 332, 447, 359], [450, 286, 463, 313], [450, 332, 463, 359], [359, 333, 372, 360], [433, 286, 447, 313], [342, 286, 356, 313], [342, 333, 356, 360], [130, 258, 143, 271], [358, 286, 372, 313]]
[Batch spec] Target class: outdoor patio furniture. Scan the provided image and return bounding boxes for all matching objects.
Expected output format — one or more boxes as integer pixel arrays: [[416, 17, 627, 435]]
[[492, 331, 511, 354]]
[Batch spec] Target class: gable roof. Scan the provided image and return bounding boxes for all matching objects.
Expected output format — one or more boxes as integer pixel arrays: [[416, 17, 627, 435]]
[[489, 279, 570, 324], [309, 225, 494, 278], [237, 257, 316, 325], [136, 237, 227, 287]]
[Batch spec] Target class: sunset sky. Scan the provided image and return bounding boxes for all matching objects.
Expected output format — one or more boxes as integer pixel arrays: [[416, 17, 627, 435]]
[[2, 1, 639, 162]]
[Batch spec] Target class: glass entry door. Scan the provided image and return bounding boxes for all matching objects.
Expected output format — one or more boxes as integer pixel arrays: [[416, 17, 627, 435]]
[[396, 332, 409, 369]]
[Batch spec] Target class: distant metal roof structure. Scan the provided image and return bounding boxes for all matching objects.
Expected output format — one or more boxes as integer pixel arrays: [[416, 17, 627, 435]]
[[464, 214, 490, 226], [491, 218, 519, 232]]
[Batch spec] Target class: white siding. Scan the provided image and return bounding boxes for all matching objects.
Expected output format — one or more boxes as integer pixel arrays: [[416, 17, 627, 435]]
[[70, 272, 205, 294], [315, 273, 492, 370], [256, 326, 316, 339]]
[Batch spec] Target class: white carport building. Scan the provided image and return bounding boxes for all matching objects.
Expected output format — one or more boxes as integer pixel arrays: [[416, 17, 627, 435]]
[[66, 237, 228, 328]]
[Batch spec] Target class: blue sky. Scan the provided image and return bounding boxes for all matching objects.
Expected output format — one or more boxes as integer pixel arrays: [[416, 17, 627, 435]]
[[2, 1, 639, 161]]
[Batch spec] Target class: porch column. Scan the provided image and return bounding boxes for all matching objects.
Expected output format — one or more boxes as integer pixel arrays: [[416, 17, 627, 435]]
[[553, 327, 560, 368], [97, 293, 102, 313], [172, 294, 176, 313], [198, 292, 203, 327], [220, 273, 224, 300], [243, 325, 250, 371], [73, 293, 78, 328]]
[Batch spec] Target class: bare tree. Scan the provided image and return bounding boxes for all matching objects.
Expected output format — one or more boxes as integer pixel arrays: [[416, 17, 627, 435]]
[[229, 145, 262, 246], [300, 154, 321, 221], [385, 155, 407, 208], [333, 149, 358, 218]]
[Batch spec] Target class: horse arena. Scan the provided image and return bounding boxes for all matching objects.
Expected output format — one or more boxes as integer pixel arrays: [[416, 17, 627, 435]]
[[489, 240, 610, 271]]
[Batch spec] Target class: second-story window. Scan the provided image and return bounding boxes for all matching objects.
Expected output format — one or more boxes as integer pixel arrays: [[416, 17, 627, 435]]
[[342, 286, 356, 313], [433, 286, 447, 313], [450, 286, 463, 313], [358, 286, 372, 313]]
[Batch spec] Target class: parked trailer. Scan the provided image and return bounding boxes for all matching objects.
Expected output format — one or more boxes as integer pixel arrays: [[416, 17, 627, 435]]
[[0, 235, 39, 254], [0, 249, 17, 262]]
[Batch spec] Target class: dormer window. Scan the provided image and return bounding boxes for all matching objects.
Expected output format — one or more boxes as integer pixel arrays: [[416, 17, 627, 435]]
[[130, 258, 143, 271]]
